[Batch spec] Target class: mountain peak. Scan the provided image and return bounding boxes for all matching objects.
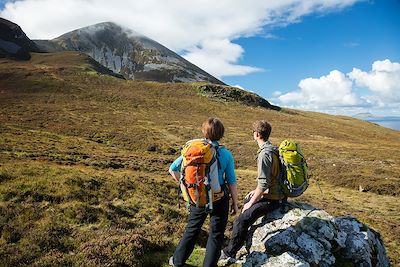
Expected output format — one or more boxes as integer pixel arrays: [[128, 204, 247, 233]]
[[38, 22, 223, 84], [72, 21, 144, 39]]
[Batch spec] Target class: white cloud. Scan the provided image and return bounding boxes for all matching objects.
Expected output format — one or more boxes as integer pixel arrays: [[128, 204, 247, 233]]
[[232, 84, 244, 90], [348, 59, 400, 101], [278, 70, 361, 109], [0, 0, 361, 77], [183, 39, 264, 77], [276, 60, 400, 116], [263, 33, 281, 40], [273, 91, 283, 97]]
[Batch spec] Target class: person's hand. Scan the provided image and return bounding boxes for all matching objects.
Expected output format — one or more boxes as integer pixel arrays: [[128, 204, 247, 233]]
[[242, 201, 253, 213], [244, 190, 255, 201], [230, 203, 239, 216]]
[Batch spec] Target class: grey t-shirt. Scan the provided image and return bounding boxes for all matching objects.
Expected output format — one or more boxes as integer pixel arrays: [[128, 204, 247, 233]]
[[257, 141, 276, 191]]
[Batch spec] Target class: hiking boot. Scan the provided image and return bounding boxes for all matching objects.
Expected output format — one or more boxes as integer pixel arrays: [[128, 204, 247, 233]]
[[168, 256, 175, 266], [218, 250, 236, 266]]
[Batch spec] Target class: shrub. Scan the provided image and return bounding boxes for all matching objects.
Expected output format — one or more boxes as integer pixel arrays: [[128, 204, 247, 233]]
[[76, 229, 154, 266]]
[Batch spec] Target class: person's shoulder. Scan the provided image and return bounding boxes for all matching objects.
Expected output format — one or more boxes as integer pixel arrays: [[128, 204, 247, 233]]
[[217, 145, 233, 158]]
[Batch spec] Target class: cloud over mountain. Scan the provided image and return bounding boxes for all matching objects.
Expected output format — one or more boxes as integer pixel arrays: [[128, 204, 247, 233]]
[[0, 0, 361, 78]]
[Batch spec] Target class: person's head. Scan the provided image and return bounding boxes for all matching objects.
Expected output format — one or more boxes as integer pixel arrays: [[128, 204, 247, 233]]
[[201, 117, 225, 141], [252, 120, 272, 141]]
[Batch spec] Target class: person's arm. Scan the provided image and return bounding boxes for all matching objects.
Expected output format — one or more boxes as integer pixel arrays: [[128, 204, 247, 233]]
[[224, 150, 239, 215], [242, 186, 264, 213], [241, 151, 272, 213], [169, 168, 180, 184], [169, 156, 183, 184], [229, 184, 239, 215]]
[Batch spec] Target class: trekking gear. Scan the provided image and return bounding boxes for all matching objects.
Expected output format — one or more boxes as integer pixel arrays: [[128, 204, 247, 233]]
[[277, 139, 308, 197], [262, 150, 285, 200], [180, 138, 224, 212]]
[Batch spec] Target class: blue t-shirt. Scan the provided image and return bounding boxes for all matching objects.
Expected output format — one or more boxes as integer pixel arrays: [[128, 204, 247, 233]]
[[169, 140, 236, 185]]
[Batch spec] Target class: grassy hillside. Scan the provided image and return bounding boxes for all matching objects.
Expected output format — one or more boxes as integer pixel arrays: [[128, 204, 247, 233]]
[[0, 52, 399, 266]]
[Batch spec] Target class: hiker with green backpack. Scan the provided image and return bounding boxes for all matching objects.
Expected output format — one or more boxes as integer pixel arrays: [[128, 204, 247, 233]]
[[219, 120, 308, 263], [168, 117, 239, 267]]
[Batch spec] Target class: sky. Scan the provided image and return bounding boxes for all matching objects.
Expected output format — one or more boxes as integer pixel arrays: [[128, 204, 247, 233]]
[[1, 0, 399, 116]]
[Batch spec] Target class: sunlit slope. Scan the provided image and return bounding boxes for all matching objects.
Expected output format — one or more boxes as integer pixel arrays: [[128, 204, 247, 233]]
[[1, 52, 398, 195], [0, 52, 399, 265]]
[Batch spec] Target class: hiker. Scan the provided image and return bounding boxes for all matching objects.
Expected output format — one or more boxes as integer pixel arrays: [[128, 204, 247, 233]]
[[169, 117, 239, 267], [219, 120, 286, 262]]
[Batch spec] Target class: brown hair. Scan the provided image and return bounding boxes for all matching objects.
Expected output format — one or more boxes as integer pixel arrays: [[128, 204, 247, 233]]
[[201, 117, 225, 141], [253, 120, 272, 141]]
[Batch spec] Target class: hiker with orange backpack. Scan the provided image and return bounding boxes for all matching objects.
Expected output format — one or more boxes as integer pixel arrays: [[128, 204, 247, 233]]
[[168, 117, 239, 267], [219, 120, 288, 263]]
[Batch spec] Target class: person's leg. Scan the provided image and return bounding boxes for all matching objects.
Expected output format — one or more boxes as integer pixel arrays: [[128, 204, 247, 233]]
[[223, 199, 280, 257], [173, 206, 207, 266], [203, 196, 229, 267]]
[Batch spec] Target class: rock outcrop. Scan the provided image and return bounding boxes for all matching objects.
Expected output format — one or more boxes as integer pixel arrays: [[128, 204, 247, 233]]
[[199, 84, 281, 111], [0, 18, 40, 60], [220, 202, 389, 267]]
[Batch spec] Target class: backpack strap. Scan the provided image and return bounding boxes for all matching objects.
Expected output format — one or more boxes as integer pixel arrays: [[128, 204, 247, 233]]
[[263, 147, 286, 200]]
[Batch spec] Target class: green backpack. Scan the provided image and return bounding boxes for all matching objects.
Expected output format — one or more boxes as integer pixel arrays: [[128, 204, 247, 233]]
[[278, 140, 309, 197]]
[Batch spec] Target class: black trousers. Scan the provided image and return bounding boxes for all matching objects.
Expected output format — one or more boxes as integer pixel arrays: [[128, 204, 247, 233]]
[[223, 198, 282, 257], [173, 194, 229, 267]]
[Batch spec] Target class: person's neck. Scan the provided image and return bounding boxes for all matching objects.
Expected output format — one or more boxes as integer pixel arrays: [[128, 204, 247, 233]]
[[257, 138, 267, 148]]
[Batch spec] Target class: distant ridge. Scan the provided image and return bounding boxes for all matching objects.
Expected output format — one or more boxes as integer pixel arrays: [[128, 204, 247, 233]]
[[353, 112, 375, 119], [0, 18, 40, 60], [353, 113, 400, 131], [36, 22, 224, 84]]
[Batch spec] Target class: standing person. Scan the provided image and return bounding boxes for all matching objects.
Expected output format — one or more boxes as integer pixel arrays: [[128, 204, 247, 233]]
[[169, 117, 239, 267], [219, 120, 286, 262]]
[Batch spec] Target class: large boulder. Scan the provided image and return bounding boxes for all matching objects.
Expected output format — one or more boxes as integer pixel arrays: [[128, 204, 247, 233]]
[[222, 202, 389, 267]]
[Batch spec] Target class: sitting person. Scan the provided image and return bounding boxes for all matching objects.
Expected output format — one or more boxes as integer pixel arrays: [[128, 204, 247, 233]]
[[220, 120, 286, 261]]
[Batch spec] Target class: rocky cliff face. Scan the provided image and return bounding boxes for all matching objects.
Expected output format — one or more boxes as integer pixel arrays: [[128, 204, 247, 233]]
[[0, 18, 40, 60], [37, 22, 224, 84], [220, 202, 389, 267]]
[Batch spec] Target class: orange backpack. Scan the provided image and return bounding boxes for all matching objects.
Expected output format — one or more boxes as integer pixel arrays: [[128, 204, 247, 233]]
[[180, 139, 224, 212]]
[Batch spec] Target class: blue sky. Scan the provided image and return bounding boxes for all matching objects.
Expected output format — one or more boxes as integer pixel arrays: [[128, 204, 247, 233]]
[[226, 1, 400, 94], [1, 0, 399, 116], [223, 1, 400, 116]]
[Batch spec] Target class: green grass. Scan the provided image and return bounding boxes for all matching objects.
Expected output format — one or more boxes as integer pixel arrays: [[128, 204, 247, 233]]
[[0, 52, 399, 266]]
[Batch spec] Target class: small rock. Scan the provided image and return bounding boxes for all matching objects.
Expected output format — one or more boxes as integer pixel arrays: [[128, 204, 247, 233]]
[[262, 252, 310, 267]]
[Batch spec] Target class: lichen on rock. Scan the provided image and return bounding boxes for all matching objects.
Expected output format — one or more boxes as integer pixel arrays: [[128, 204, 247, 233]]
[[220, 202, 390, 267]]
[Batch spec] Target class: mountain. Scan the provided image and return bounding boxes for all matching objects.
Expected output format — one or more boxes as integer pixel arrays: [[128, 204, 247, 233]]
[[1, 52, 399, 266], [353, 112, 375, 119], [36, 22, 224, 84], [0, 18, 40, 60]]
